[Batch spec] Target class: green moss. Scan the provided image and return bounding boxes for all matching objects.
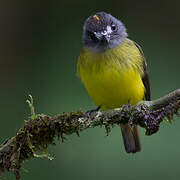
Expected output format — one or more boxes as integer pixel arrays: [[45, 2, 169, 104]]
[[0, 92, 179, 179]]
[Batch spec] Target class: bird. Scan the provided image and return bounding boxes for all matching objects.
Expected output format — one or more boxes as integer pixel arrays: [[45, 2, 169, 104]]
[[77, 12, 151, 153]]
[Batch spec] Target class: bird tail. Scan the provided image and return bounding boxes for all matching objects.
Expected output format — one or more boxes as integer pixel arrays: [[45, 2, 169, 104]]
[[120, 124, 141, 153]]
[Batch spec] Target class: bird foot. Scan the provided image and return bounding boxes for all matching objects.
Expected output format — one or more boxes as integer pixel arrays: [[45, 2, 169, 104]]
[[86, 106, 101, 118]]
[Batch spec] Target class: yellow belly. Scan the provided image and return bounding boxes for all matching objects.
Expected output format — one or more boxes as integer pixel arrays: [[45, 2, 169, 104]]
[[78, 39, 145, 110]]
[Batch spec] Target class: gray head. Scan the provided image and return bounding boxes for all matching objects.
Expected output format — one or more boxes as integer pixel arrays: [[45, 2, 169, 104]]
[[83, 12, 128, 52]]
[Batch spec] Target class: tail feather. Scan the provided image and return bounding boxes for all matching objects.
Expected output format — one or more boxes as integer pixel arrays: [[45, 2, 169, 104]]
[[120, 124, 141, 153]]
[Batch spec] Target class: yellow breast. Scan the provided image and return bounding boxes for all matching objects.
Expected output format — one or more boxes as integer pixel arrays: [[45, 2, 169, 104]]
[[77, 39, 145, 110]]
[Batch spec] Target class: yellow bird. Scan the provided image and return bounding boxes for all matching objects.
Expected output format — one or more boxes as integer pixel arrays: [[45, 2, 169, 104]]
[[77, 12, 151, 153]]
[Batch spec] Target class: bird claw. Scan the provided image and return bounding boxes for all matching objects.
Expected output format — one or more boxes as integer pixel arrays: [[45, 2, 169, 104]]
[[86, 106, 101, 118]]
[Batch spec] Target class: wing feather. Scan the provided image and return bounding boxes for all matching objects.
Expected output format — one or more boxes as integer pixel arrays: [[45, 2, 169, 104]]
[[133, 41, 151, 101]]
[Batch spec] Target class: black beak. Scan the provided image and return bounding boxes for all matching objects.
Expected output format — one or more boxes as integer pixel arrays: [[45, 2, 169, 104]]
[[101, 34, 110, 43]]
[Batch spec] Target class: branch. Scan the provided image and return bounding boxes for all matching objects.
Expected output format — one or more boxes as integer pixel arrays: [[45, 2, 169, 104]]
[[0, 89, 180, 179]]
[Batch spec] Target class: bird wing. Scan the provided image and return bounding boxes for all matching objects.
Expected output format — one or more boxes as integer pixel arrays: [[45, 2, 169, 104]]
[[133, 41, 151, 101]]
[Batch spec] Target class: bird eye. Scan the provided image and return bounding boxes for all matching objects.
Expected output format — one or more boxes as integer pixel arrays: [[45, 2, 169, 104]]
[[87, 31, 98, 41], [111, 24, 116, 31]]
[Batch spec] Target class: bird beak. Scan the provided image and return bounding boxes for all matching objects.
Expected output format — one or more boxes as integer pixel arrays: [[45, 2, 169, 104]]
[[104, 34, 110, 42], [94, 31, 111, 43], [100, 31, 111, 43]]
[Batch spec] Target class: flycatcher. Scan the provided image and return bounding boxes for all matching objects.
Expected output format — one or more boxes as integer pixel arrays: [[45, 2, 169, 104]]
[[77, 12, 151, 153]]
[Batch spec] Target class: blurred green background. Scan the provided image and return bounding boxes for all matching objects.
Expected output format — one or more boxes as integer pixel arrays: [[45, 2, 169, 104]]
[[0, 0, 180, 179]]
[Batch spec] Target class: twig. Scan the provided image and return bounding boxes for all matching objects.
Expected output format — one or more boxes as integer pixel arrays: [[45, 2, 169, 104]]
[[0, 89, 180, 179]]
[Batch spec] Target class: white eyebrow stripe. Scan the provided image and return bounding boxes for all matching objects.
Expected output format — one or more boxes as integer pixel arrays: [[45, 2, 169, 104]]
[[100, 26, 112, 36], [107, 26, 112, 34], [94, 32, 102, 39]]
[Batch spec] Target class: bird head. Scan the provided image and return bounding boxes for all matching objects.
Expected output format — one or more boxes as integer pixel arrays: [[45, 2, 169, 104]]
[[83, 12, 128, 52]]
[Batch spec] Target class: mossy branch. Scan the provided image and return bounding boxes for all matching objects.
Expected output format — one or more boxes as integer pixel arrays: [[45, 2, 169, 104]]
[[0, 89, 180, 179]]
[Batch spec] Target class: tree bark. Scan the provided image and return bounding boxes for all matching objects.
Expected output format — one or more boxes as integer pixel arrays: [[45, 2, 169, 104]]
[[0, 89, 180, 179]]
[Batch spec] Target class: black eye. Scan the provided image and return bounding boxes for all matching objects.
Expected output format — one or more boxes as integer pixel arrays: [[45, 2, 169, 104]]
[[111, 24, 116, 31], [87, 31, 98, 41]]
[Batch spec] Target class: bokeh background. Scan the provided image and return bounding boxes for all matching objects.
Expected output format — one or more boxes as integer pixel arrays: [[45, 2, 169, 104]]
[[0, 0, 180, 179]]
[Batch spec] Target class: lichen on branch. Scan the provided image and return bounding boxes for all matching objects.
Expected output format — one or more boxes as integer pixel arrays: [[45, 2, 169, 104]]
[[0, 89, 180, 179]]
